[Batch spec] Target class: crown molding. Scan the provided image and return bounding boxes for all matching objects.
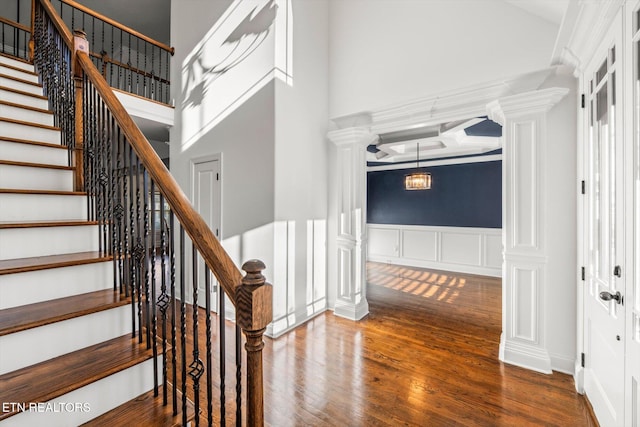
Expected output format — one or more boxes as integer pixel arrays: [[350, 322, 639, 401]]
[[486, 87, 570, 125], [329, 68, 558, 137], [552, 0, 625, 73], [327, 127, 378, 147]]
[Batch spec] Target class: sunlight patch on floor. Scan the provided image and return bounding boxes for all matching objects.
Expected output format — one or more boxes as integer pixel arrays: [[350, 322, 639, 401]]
[[367, 263, 465, 303]]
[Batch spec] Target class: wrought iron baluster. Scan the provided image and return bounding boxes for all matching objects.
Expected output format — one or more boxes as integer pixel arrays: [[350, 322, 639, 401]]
[[179, 227, 187, 426], [143, 168, 151, 348], [170, 213, 177, 415], [150, 180, 158, 396], [158, 194, 169, 404], [114, 126, 125, 295], [206, 266, 214, 427], [128, 144, 137, 337], [190, 246, 204, 427], [236, 324, 242, 427], [135, 156, 144, 343], [219, 277, 226, 426]]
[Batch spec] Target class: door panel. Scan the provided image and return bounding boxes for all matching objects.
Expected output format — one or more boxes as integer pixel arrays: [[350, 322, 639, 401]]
[[584, 10, 626, 427], [629, 2, 640, 425], [192, 157, 221, 312]]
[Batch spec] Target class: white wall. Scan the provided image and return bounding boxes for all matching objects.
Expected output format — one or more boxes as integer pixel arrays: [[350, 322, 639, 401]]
[[540, 68, 578, 373], [270, 0, 329, 336], [170, 0, 329, 337], [328, 0, 560, 118], [170, 0, 276, 278]]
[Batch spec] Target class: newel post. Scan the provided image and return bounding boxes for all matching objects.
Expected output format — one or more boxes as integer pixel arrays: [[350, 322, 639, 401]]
[[236, 260, 272, 427], [72, 29, 88, 191]]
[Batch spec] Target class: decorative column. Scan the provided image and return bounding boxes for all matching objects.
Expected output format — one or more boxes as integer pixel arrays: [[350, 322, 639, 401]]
[[327, 128, 378, 320], [487, 88, 569, 374]]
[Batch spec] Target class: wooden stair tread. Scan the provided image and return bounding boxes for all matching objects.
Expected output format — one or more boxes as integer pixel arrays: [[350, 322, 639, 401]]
[[0, 52, 32, 65], [0, 100, 52, 114], [80, 385, 196, 427], [0, 117, 59, 131], [0, 334, 153, 421], [0, 160, 73, 170], [0, 251, 110, 275], [0, 220, 98, 229], [0, 188, 85, 195], [0, 136, 66, 149], [0, 289, 129, 336], [0, 62, 38, 76], [0, 85, 47, 100], [0, 72, 42, 88]]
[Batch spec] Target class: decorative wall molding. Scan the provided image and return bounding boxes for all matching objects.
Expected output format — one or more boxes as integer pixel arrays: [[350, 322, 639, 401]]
[[493, 87, 568, 375], [327, 129, 376, 321], [367, 153, 502, 172], [367, 224, 502, 277]]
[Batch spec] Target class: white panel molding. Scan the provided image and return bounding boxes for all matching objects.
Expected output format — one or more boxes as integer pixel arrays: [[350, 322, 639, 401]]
[[328, 128, 377, 321], [367, 224, 502, 277], [491, 88, 567, 376]]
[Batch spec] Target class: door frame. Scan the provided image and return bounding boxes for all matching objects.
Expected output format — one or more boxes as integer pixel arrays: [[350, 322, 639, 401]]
[[189, 153, 223, 310]]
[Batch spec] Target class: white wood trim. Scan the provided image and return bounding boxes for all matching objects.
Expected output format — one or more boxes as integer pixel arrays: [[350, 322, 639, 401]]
[[367, 224, 502, 277], [367, 154, 502, 172]]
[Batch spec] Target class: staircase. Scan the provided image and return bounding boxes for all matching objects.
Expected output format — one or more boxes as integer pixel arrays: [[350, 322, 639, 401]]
[[0, 53, 194, 426]]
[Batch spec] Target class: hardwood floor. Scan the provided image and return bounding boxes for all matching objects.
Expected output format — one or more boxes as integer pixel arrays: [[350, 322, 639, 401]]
[[178, 262, 596, 426]]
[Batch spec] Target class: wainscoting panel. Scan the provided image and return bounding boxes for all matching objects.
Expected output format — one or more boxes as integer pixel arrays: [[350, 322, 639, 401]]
[[367, 224, 502, 277]]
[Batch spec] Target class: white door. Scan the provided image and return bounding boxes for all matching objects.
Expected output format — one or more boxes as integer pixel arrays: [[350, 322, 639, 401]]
[[192, 156, 222, 312], [583, 10, 626, 427], [628, 1, 640, 424]]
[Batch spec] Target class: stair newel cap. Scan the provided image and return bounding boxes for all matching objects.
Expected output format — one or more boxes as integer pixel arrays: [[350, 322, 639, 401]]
[[236, 259, 272, 332], [73, 29, 89, 54]]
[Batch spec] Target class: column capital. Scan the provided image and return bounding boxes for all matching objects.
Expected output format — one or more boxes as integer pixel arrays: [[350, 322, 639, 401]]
[[486, 87, 569, 126], [327, 127, 378, 147]]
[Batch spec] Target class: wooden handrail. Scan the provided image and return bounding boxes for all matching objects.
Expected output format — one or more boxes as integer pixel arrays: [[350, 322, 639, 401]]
[[58, 0, 174, 55], [0, 16, 31, 32], [76, 51, 243, 303]]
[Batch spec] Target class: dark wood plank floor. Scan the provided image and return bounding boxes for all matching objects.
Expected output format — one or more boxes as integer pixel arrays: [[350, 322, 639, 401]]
[[176, 262, 596, 426]]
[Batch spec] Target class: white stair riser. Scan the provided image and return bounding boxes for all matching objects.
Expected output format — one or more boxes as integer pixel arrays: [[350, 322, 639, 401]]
[[0, 76, 42, 96], [0, 304, 131, 375], [0, 193, 87, 221], [0, 140, 67, 166], [0, 65, 39, 84], [0, 357, 159, 427], [0, 102, 53, 126], [0, 87, 48, 110], [0, 262, 113, 310], [0, 120, 60, 145], [0, 56, 34, 73], [0, 225, 99, 260], [0, 164, 73, 192]]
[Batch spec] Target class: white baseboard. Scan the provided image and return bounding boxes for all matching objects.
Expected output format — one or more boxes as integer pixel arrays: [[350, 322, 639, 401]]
[[499, 333, 552, 374]]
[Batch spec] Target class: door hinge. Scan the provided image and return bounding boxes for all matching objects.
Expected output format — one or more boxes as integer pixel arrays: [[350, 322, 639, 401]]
[[215, 228, 219, 237], [581, 180, 585, 195], [581, 94, 585, 109], [581, 267, 585, 281], [581, 353, 585, 368], [216, 173, 219, 181]]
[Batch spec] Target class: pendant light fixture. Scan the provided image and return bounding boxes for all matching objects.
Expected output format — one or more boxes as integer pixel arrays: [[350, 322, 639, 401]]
[[405, 142, 432, 190]]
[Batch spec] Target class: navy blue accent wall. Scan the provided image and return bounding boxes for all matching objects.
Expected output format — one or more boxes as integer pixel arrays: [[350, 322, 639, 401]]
[[367, 161, 502, 228]]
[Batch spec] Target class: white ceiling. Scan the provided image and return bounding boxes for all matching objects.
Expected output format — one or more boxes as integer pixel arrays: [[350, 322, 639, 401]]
[[502, 0, 569, 25]]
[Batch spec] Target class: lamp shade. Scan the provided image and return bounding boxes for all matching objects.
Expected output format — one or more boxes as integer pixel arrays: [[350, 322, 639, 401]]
[[405, 172, 432, 190]]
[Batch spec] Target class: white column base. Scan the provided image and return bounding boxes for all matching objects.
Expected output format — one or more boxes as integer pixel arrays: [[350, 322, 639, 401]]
[[334, 298, 369, 321], [499, 333, 552, 374]]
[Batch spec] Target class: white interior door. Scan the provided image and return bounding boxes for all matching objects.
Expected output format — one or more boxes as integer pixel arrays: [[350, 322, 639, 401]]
[[583, 10, 626, 427], [628, 2, 640, 424], [192, 156, 222, 312]]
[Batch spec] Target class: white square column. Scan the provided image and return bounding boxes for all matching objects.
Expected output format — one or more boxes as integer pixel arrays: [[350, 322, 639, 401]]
[[327, 128, 378, 320], [487, 88, 569, 373]]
